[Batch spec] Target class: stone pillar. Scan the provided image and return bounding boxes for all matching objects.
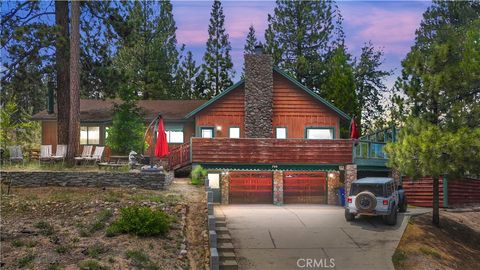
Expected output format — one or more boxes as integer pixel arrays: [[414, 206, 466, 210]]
[[273, 170, 284, 205], [345, 164, 357, 197], [327, 171, 340, 205], [220, 172, 230, 204], [244, 50, 273, 138]]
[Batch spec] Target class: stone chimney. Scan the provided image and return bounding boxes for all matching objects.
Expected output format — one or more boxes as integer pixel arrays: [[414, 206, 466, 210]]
[[244, 45, 273, 138]]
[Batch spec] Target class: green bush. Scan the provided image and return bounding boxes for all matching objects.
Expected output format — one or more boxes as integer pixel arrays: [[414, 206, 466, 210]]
[[106, 206, 171, 237], [190, 166, 207, 185], [34, 221, 54, 236], [17, 253, 35, 268], [125, 250, 159, 270]]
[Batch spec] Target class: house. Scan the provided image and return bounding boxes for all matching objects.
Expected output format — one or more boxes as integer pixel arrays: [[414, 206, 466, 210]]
[[33, 49, 390, 205], [32, 99, 206, 152]]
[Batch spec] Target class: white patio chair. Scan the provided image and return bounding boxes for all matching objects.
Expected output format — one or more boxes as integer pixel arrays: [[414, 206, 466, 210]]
[[8, 145, 24, 165], [52, 144, 67, 164], [74, 145, 93, 165], [85, 146, 104, 165], [39, 145, 53, 164]]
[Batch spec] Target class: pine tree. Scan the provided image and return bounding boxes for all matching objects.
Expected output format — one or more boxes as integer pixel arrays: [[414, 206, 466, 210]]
[[354, 42, 392, 133], [267, 0, 339, 89], [241, 25, 258, 78], [202, 0, 235, 98], [177, 51, 201, 99]]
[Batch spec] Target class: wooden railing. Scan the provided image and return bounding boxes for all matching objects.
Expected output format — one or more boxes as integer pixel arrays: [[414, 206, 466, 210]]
[[190, 137, 353, 165], [168, 142, 191, 170]]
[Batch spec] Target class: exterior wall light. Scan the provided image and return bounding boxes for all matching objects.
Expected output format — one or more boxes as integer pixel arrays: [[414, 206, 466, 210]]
[[216, 126, 222, 131]]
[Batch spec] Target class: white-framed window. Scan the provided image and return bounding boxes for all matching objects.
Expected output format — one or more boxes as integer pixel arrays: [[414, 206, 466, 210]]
[[166, 130, 184, 143], [80, 126, 100, 145], [229, 127, 240, 138], [276, 127, 287, 139], [306, 128, 334, 140], [201, 127, 214, 138]]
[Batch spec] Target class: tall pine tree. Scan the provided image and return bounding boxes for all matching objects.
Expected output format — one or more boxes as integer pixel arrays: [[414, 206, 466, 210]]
[[176, 51, 201, 99], [202, 0, 234, 98], [242, 25, 258, 77], [354, 42, 392, 133], [267, 0, 340, 89]]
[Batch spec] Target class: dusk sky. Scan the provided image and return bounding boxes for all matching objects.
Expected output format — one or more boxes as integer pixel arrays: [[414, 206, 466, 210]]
[[172, 0, 431, 89]]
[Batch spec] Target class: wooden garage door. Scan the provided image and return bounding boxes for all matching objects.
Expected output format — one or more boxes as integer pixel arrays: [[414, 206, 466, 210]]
[[284, 171, 327, 204], [229, 171, 273, 204]]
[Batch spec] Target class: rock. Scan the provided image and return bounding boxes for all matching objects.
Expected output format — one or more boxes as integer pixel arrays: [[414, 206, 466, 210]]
[[180, 244, 186, 250], [180, 249, 187, 255]]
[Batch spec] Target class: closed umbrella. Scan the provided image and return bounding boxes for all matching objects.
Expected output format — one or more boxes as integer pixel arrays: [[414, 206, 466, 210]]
[[155, 116, 169, 157], [350, 117, 359, 140]]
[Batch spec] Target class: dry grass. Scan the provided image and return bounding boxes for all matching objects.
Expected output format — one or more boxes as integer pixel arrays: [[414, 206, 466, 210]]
[[0, 182, 207, 270], [393, 211, 480, 270]]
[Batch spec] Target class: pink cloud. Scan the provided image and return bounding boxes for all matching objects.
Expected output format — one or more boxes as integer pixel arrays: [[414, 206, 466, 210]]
[[342, 7, 423, 55]]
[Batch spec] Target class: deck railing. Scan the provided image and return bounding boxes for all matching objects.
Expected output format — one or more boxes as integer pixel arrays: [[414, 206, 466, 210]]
[[354, 140, 388, 159], [168, 142, 191, 170], [190, 137, 354, 165]]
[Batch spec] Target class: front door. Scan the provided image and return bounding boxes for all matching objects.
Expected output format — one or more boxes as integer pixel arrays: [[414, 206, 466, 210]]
[[207, 173, 221, 203]]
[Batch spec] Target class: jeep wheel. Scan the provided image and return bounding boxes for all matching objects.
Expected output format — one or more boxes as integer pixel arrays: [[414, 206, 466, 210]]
[[399, 198, 408, 213], [345, 209, 355, 221], [383, 205, 398, 226]]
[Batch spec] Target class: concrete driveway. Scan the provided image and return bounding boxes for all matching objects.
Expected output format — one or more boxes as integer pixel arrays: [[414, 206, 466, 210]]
[[215, 205, 429, 270]]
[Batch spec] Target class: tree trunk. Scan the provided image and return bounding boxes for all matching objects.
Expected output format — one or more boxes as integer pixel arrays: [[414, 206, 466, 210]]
[[432, 176, 440, 226], [67, 0, 80, 162], [55, 0, 70, 145]]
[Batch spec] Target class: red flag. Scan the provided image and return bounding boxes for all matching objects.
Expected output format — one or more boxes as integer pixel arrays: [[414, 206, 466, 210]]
[[350, 117, 359, 139], [155, 117, 169, 157]]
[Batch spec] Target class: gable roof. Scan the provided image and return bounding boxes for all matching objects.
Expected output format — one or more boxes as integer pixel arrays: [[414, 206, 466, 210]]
[[185, 67, 351, 121], [32, 99, 206, 122]]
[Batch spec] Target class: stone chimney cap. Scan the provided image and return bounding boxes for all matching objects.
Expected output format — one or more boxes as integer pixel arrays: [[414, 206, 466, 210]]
[[254, 44, 264, 55]]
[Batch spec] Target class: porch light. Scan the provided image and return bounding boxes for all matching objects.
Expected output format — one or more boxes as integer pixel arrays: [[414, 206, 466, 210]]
[[216, 126, 222, 131], [328, 172, 335, 178]]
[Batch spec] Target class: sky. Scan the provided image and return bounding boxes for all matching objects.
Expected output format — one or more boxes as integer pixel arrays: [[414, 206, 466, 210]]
[[172, 0, 432, 89]]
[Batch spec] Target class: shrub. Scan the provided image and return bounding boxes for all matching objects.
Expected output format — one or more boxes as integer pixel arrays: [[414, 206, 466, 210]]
[[78, 259, 108, 270], [106, 206, 171, 237], [34, 221, 54, 236], [190, 166, 207, 185], [125, 250, 159, 270], [87, 243, 107, 258], [17, 253, 35, 268]]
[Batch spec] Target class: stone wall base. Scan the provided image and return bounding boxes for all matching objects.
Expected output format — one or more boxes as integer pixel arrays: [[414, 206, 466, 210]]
[[1, 171, 166, 190]]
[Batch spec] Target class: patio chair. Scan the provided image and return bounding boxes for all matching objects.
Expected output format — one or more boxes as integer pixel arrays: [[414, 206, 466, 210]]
[[52, 144, 67, 164], [8, 145, 24, 165], [39, 145, 53, 164], [85, 146, 104, 165], [74, 145, 93, 165]]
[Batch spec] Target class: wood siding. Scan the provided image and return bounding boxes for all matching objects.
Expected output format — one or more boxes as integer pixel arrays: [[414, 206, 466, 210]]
[[273, 73, 340, 138], [195, 85, 245, 138], [42, 121, 58, 149], [194, 73, 341, 139], [402, 177, 444, 207], [191, 137, 353, 164], [447, 178, 480, 206]]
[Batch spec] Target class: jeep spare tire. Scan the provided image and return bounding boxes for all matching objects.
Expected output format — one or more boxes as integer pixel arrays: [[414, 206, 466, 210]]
[[355, 191, 377, 211]]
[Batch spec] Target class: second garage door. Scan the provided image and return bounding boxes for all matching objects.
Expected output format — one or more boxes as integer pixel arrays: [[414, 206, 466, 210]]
[[229, 171, 273, 204], [284, 171, 327, 204]]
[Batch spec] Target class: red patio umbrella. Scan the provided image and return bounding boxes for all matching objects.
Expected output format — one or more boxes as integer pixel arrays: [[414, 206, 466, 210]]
[[350, 117, 359, 140], [154, 116, 169, 157]]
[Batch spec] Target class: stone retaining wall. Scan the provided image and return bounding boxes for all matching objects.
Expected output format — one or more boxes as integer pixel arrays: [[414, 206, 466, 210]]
[[0, 171, 166, 190]]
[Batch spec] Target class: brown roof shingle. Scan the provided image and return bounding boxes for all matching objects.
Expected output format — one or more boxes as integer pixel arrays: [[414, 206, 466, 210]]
[[32, 99, 206, 122]]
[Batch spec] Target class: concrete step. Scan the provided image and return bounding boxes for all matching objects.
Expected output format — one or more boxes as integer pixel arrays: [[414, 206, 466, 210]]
[[216, 220, 227, 227], [219, 259, 238, 270], [219, 251, 236, 260], [217, 233, 232, 243], [216, 227, 230, 235], [215, 216, 226, 221], [217, 242, 234, 252]]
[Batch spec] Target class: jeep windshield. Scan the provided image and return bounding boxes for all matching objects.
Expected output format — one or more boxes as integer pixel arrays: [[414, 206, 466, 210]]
[[350, 183, 385, 197]]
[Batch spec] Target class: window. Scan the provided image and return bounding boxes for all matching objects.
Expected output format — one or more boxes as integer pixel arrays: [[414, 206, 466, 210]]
[[166, 130, 184, 143], [80, 126, 100, 145], [276, 127, 287, 139], [201, 127, 214, 138], [306, 128, 333, 140], [229, 127, 240, 138]]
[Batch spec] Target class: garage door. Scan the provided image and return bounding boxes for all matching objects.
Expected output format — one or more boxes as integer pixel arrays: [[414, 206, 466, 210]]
[[284, 171, 327, 204], [229, 171, 273, 204]]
